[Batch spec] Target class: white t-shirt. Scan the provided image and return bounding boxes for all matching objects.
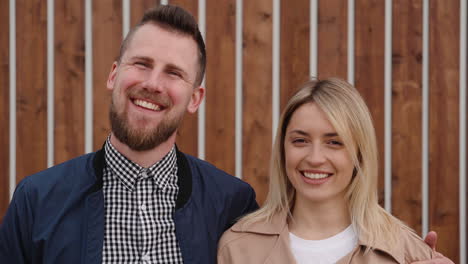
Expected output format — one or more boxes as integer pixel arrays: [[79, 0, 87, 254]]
[[289, 225, 358, 264]]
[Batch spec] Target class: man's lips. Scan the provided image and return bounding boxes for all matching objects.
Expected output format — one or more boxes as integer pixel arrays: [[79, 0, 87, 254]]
[[132, 98, 163, 111], [126, 89, 171, 112]]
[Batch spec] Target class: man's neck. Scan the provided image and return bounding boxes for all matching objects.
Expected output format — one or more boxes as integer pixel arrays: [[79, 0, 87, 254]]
[[109, 132, 177, 168]]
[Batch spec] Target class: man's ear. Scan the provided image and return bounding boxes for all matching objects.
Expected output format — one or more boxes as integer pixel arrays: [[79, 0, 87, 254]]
[[187, 86, 205, 113], [106, 62, 119, 91]]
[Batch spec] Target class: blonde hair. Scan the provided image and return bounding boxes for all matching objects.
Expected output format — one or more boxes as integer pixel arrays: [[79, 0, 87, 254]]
[[241, 77, 409, 248]]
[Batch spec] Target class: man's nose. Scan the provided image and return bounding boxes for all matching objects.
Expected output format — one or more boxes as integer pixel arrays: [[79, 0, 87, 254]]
[[142, 70, 165, 92]]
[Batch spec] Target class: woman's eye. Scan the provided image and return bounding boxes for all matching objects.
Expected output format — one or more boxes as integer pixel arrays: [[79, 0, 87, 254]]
[[292, 138, 307, 144], [328, 140, 343, 146]]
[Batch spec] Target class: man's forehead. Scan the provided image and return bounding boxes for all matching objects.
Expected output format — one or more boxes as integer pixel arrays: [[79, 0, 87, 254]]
[[123, 24, 198, 65], [129, 23, 195, 48]]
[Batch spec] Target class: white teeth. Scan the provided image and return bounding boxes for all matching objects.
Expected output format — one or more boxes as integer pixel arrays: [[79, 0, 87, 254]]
[[303, 172, 329, 179], [134, 99, 161, 111]]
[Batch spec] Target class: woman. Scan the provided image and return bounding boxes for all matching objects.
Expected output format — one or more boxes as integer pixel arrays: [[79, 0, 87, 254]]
[[218, 78, 434, 263]]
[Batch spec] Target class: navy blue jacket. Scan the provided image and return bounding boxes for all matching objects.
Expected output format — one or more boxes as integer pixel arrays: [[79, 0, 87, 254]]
[[0, 147, 258, 263]]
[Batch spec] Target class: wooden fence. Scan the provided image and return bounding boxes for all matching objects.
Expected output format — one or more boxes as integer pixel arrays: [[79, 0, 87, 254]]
[[0, 0, 466, 262]]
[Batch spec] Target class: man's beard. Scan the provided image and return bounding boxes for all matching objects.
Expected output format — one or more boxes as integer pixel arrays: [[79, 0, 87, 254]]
[[109, 99, 183, 151]]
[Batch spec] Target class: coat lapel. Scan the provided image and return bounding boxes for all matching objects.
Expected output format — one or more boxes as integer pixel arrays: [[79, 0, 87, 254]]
[[233, 213, 297, 264], [264, 224, 297, 264]]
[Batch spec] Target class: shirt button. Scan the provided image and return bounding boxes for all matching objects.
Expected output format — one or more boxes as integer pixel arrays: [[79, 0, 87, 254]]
[[141, 254, 150, 261], [140, 204, 146, 211], [141, 170, 148, 178]]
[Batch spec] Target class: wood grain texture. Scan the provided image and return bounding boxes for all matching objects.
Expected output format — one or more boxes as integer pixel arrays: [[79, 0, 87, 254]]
[[170, 0, 199, 157], [131, 0, 158, 27], [0, 0, 9, 220], [429, 1, 460, 262], [317, 0, 347, 79], [92, 0, 122, 150], [204, 0, 236, 175], [16, 0, 48, 181], [391, 0, 423, 234], [242, 0, 273, 205], [54, 0, 85, 164], [170, 0, 197, 12], [280, 0, 309, 110], [354, 0, 385, 206]]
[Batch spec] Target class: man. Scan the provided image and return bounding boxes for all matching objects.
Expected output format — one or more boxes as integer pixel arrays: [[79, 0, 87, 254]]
[[0, 5, 257, 264], [0, 5, 454, 264]]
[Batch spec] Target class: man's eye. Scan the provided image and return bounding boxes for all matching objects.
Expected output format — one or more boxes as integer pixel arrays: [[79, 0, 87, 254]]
[[168, 71, 182, 77], [135, 62, 147, 67]]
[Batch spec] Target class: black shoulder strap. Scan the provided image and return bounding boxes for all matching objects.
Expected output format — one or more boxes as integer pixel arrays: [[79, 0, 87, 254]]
[[175, 147, 192, 209], [89, 144, 106, 193]]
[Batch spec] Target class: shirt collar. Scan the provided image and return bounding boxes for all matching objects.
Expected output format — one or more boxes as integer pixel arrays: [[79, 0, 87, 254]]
[[104, 136, 178, 191]]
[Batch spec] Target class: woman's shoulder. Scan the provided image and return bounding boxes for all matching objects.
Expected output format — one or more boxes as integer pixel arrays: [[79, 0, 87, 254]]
[[218, 215, 291, 264], [218, 217, 281, 251], [218, 221, 255, 249], [361, 227, 434, 263], [397, 228, 435, 262]]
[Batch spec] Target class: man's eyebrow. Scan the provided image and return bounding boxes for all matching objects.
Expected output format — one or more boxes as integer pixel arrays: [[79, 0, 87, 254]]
[[130, 56, 154, 63]]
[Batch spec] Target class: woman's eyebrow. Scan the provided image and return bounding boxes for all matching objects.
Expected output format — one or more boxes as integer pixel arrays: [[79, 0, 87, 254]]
[[288, 129, 309, 136]]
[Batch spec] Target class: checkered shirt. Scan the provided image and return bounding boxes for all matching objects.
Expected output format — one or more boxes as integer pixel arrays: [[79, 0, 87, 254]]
[[102, 138, 183, 263]]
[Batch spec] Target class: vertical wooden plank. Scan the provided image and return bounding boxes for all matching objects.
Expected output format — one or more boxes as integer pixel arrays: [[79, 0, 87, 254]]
[[429, 1, 460, 262], [317, 0, 348, 79], [391, 0, 423, 234], [280, 0, 309, 109], [54, 0, 85, 164], [131, 0, 158, 27], [205, 0, 236, 175], [0, 0, 10, 220], [93, 0, 122, 150], [354, 0, 385, 205], [170, 0, 199, 157], [242, 0, 273, 205], [170, 0, 197, 12], [16, 0, 48, 180]]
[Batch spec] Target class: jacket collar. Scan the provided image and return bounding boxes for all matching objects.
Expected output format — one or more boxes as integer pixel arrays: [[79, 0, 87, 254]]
[[231, 211, 405, 264], [91, 143, 192, 210], [231, 211, 289, 235], [231, 212, 296, 264], [356, 233, 405, 264]]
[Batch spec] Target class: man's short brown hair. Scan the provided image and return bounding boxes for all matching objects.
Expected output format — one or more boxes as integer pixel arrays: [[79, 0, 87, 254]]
[[118, 5, 206, 86]]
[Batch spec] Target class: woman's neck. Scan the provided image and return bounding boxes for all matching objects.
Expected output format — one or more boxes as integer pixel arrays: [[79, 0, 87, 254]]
[[288, 196, 351, 240]]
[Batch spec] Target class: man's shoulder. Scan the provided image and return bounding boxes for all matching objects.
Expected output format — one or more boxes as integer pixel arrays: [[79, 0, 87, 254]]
[[181, 152, 247, 185], [180, 152, 258, 211], [18, 152, 97, 192]]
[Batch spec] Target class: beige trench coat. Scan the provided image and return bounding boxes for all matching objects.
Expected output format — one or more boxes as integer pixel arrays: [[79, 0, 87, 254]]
[[218, 213, 434, 263]]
